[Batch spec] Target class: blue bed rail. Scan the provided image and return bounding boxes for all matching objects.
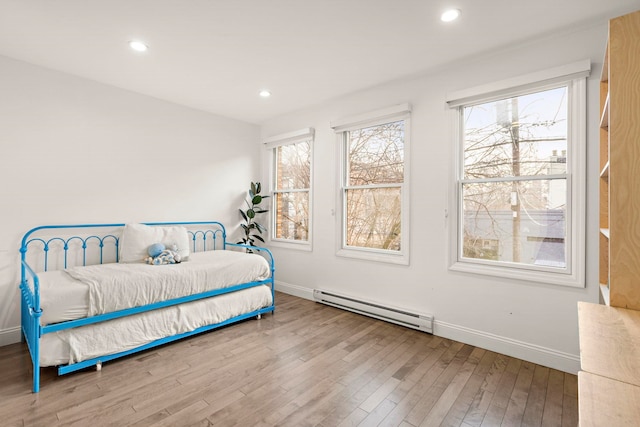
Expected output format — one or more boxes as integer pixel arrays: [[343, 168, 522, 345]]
[[19, 221, 275, 393]]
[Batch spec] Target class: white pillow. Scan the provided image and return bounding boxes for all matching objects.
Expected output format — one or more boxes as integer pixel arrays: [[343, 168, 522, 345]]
[[119, 223, 191, 263]]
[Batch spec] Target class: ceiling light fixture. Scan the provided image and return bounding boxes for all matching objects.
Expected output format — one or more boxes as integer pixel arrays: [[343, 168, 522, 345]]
[[259, 90, 271, 98], [128, 40, 149, 52], [441, 9, 461, 22]]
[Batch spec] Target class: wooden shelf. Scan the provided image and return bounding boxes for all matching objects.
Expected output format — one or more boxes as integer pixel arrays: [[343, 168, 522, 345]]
[[599, 93, 609, 129], [578, 302, 640, 386], [599, 284, 610, 306], [578, 301, 640, 426], [578, 371, 640, 427], [599, 161, 609, 178]]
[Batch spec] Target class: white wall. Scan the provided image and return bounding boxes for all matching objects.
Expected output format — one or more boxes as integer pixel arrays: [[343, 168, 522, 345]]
[[260, 23, 607, 373], [0, 55, 260, 343]]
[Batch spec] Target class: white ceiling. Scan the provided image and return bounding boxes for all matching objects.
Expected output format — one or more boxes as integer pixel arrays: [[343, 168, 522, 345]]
[[1, 0, 639, 124]]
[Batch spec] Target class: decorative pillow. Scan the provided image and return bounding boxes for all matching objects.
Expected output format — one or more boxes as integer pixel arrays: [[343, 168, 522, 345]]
[[119, 223, 190, 263]]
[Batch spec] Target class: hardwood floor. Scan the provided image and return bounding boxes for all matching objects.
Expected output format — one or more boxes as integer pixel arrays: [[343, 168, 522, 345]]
[[0, 292, 578, 426]]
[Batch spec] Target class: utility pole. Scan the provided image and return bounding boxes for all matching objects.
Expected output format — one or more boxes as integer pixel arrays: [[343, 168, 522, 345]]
[[510, 98, 521, 263]]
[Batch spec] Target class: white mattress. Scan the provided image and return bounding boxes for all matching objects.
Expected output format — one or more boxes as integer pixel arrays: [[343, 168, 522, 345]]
[[38, 250, 270, 325], [39, 270, 89, 326], [40, 285, 272, 366]]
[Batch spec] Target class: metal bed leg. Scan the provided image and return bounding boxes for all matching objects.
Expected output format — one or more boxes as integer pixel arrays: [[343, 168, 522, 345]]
[[33, 348, 40, 393], [33, 311, 41, 393], [256, 314, 261, 320], [30, 337, 40, 393], [96, 361, 102, 371]]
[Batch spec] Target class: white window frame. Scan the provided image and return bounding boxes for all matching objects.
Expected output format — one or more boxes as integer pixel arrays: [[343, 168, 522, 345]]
[[446, 60, 590, 287], [331, 104, 411, 265], [264, 127, 314, 251]]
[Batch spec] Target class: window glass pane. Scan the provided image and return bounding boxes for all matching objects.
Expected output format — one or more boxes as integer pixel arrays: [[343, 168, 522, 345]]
[[275, 141, 311, 190], [462, 179, 566, 267], [463, 86, 567, 179], [275, 191, 309, 241], [346, 187, 401, 251], [348, 121, 404, 185]]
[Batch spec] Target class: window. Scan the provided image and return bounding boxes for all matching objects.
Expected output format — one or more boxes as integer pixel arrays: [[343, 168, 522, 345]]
[[265, 128, 313, 249], [332, 104, 411, 264], [447, 61, 589, 287]]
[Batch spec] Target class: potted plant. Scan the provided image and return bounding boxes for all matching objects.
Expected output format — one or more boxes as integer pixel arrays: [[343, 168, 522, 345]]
[[238, 182, 269, 251]]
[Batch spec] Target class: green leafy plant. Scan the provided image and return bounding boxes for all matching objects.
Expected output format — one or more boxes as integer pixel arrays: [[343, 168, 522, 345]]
[[238, 181, 269, 249]]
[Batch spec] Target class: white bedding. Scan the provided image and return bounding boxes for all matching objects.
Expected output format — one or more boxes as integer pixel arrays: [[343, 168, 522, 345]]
[[38, 250, 271, 325], [40, 285, 272, 366], [39, 271, 90, 326]]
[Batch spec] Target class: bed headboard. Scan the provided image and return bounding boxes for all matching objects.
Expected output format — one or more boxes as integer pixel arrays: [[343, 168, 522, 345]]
[[20, 221, 227, 273]]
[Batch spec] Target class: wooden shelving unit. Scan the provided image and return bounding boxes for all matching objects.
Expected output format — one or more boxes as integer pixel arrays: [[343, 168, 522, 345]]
[[599, 10, 640, 310], [580, 10, 640, 427]]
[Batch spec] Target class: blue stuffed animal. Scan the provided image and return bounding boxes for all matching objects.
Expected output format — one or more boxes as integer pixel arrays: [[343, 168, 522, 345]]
[[145, 243, 182, 265]]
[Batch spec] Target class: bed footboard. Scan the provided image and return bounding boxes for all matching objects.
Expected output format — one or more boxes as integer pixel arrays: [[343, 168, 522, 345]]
[[226, 242, 275, 304], [20, 260, 42, 392]]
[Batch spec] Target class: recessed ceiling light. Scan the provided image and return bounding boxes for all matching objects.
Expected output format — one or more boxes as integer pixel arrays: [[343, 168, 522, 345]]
[[128, 40, 148, 52], [259, 90, 271, 98], [441, 9, 461, 22]]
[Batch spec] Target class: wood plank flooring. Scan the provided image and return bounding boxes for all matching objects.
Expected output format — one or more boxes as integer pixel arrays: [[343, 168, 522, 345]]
[[0, 292, 578, 426]]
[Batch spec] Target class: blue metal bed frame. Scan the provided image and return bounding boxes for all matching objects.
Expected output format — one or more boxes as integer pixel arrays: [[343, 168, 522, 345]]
[[19, 221, 275, 393]]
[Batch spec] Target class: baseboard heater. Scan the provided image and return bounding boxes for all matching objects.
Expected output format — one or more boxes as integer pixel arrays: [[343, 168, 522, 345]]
[[313, 289, 433, 334]]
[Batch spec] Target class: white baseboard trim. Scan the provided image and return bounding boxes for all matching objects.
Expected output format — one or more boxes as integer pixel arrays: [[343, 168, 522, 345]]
[[275, 280, 314, 300], [435, 320, 580, 374], [0, 326, 22, 347], [274, 282, 580, 374]]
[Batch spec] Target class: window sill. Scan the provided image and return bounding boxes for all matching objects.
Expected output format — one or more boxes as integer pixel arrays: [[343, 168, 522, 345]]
[[337, 247, 409, 265], [269, 239, 312, 252], [449, 260, 584, 288]]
